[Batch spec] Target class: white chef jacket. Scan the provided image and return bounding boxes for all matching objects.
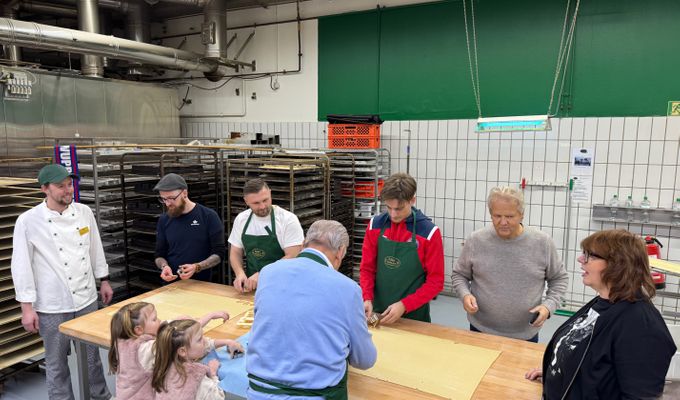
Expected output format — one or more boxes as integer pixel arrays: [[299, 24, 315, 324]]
[[11, 201, 109, 313]]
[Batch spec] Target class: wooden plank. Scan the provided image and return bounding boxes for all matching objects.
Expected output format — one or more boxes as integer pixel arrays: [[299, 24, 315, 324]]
[[0, 308, 20, 325], [0, 333, 42, 356], [0, 288, 16, 304], [0, 178, 37, 186], [0, 196, 42, 207], [0, 206, 30, 219], [0, 342, 44, 370], [0, 326, 33, 346], [0, 299, 20, 314], [0, 187, 41, 197], [0, 319, 23, 335]]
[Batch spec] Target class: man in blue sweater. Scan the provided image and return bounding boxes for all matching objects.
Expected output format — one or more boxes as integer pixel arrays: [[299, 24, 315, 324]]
[[153, 173, 225, 282], [247, 220, 377, 399]]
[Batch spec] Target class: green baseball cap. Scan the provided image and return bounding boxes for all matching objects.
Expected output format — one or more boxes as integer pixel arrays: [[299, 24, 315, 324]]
[[38, 164, 79, 185]]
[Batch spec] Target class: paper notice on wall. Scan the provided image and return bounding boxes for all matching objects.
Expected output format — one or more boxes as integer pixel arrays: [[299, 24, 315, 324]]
[[571, 147, 594, 204]]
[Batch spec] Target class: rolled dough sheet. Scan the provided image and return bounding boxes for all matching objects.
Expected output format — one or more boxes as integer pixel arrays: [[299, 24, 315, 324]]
[[351, 327, 501, 400], [649, 257, 680, 275], [109, 288, 254, 331]]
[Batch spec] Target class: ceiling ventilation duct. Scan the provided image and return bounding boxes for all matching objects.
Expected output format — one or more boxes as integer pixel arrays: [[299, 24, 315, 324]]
[[0, 17, 250, 76]]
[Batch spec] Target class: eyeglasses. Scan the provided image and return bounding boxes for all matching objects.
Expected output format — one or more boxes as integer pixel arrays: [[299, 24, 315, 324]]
[[158, 192, 183, 204], [582, 251, 605, 263]]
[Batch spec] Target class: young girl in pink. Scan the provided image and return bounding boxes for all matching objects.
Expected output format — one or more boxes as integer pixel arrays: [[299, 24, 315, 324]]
[[152, 319, 242, 400]]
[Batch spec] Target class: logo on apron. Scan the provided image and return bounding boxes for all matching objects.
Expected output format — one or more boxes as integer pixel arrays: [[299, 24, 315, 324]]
[[251, 248, 266, 259], [384, 256, 401, 269]]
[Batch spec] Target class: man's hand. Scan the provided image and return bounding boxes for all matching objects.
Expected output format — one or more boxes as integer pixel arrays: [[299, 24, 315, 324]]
[[160, 265, 178, 282], [233, 273, 248, 293], [100, 280, 113, 305], [21, 304, 39, 333], [525, 367, 543, 382], [529, 305, 550, 327], [178, 263, 198, 280], [363, 300, 373, 320], [208, 359, 220, 377], [380, 301, 406, 325], [244, 272, 259, 292], [463, 294, 479, 314]]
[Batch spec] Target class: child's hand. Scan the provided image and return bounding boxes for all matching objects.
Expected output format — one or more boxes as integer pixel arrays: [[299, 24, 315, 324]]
[[227, 340, 244, 358], [211, 311, 230, 322], [208, 359, 220, 377], [199, 311, 230, 327]]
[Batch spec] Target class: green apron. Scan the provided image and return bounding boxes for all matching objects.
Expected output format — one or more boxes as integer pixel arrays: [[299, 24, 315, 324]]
[[248, 250, 348, 400], [241, 208, 285, 277], [373, 210, 430, 322]]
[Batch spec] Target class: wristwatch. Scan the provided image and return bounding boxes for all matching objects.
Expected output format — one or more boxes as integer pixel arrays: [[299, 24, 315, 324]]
[[99, 276, 110, 282], [195, 263, 202, 273]]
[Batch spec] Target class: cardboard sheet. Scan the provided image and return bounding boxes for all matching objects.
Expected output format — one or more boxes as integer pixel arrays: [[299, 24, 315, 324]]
[[108, 288, 254, 331], [352, 327, 501, 400]]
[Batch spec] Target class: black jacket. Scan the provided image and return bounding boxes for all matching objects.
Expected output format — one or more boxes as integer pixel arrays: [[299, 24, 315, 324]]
[[542, 296, 676, 399]]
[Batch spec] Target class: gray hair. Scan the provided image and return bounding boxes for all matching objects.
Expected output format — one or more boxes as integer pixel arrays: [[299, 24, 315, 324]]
[[487, 186, 525, 214], [303, 220, 349, 252]]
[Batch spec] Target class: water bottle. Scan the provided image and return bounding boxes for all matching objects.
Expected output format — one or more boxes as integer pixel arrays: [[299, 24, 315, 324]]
[[608, 194, 619, 221], [640, 196, 651, 223], [673, 198, 680, 226], [625, 195, 634, 222]]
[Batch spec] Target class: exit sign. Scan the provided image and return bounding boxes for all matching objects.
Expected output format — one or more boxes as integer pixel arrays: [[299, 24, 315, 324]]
[[668, 101, 680, 116]]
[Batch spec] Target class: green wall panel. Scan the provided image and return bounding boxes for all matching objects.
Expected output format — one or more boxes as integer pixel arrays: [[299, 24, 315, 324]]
[[317, 11, 380, 120], [570, 0, 680, 116], [318, 0, 680, 120]]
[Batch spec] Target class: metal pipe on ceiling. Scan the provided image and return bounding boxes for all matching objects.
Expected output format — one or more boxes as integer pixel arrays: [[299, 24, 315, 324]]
[[20, 2, 78, 18], [123, 0, 150, 43], [0, 17, 245, 75], [1, 2, 21, 65], [202, 0, 225, 59], [77, 0, 103, 77]]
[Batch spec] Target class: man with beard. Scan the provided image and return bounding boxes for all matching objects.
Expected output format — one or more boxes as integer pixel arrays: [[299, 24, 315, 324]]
[[11, 164, 113, 399], [154, 173, 225, 282], [228, 178, 304, 292]]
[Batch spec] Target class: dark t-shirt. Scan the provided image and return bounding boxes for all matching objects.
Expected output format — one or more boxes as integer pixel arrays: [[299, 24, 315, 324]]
[[544, 298, 612, 399], [155, 203, 225, 281]]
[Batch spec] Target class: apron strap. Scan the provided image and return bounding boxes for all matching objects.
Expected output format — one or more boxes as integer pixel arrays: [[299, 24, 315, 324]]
[[264, 207, 276, 235], [297, 251, 330, 267], [380, 210, 417, 242]]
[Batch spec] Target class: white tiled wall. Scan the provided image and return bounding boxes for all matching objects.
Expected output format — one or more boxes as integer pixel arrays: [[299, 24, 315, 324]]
[[182, 117, 680, 319]]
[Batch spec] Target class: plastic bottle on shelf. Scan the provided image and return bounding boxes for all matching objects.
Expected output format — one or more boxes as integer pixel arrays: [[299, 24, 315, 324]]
[[625, 195, 634, 222], [608, 194, 619, 221], [640, 196, 651, 223], [673, 198, 680, 226]]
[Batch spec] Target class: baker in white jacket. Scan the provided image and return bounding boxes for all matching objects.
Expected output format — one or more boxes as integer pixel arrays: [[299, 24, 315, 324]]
[[11, 164, 113, 400]]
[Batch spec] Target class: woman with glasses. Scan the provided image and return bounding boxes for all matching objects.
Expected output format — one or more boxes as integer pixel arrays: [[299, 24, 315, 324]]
[[525, 229, 676, 399]]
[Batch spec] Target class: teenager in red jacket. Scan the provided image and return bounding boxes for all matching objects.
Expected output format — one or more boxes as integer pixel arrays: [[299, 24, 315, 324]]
[[360, 173, 444, 323]]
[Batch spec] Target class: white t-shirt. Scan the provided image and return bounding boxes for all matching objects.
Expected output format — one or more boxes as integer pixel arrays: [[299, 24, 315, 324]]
[[228, 205, 304, 250]]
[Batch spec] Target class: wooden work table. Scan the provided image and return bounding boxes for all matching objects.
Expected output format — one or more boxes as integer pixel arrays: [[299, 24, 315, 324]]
[[60, 280, 544, 400]]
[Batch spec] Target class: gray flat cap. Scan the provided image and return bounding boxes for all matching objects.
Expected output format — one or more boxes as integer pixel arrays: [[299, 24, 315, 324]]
[[153, 173, 188, 191]]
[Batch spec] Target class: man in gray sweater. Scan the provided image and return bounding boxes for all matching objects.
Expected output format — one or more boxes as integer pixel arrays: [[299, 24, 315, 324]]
[[451, 186, 568, 342]]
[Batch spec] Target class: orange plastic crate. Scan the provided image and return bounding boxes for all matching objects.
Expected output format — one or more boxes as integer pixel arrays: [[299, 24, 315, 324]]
[[328, 124, 380, 149], [342, 179, 384, 198]]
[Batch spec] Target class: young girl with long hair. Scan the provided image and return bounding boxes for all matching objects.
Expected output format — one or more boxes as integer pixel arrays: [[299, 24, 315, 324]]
[[152, 319, 240, 399]]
